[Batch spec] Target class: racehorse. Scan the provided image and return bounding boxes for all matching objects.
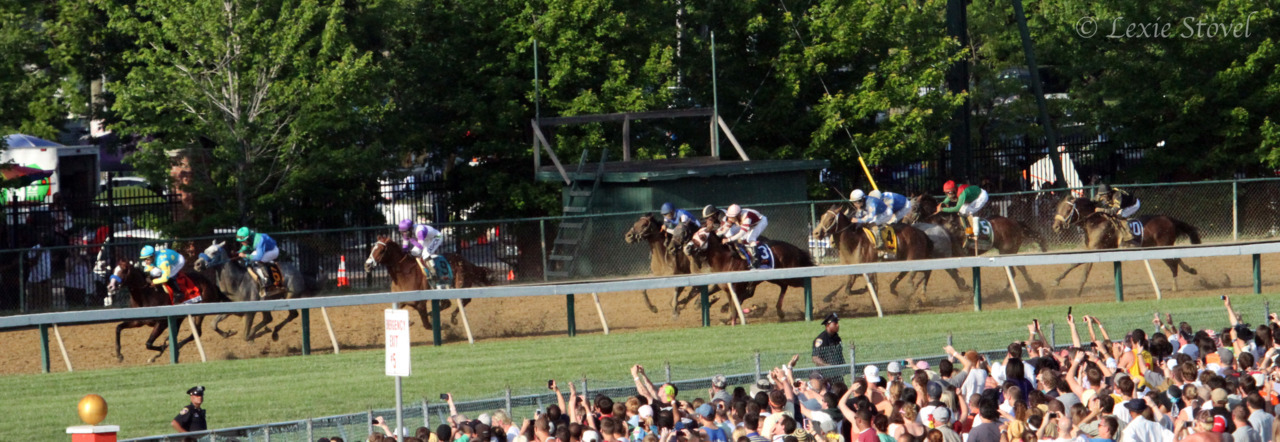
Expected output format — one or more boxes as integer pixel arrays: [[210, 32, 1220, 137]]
[[907, 194, 1047, 293], [364, 236, 492, 334], [682, 225, 815, 322], [811, 206, 938, 306], [1052, 196, 1202, 293], [107, 259, 229, 363], [193, 241, 316, 342], [625, 215, 697, 317]]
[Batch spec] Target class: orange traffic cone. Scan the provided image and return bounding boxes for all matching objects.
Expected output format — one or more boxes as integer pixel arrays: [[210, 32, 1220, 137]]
[[507, 269, 515, 281], [337, 256, 350, 288]]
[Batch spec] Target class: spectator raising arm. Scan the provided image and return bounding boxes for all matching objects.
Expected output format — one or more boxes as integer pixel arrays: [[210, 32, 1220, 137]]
[[632, 365, 659, 402], [1226, 296, 1241, 326], [446, 393, 459, 419], [1069, 314, 1082, 349]]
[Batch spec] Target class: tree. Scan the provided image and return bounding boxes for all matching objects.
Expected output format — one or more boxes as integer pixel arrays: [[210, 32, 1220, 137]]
[[105, 0, 392, 231]]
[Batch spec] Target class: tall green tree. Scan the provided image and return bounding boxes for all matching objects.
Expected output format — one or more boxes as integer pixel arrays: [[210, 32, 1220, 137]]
[[105, 0, 392, 230]]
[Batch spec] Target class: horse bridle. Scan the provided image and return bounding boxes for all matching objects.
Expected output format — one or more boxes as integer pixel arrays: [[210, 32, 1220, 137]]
[[818, 208, 856, 237], [371, 240, 411, 266], [1055, 200, 1081, 226]]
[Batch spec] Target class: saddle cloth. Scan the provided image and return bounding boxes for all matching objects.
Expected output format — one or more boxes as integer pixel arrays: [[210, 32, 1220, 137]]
[[735, 243, 776, 269], [975, 218, 993, 242], [169, 273, 203, 305], [861, 227, 898, 259], [258, 262, 284, 291], [1127, 219, 1144, 242]]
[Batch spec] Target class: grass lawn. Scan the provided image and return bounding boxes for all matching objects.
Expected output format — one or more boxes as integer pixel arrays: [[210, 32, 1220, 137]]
[[5, 293, 1276, 441]]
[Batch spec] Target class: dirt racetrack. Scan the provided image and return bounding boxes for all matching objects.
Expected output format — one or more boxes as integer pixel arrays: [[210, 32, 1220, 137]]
[[0, 252, 1268, 375]]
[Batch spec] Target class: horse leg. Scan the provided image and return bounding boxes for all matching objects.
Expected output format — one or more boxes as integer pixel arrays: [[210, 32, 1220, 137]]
[[1017, 266, 1042, 294], [1074, 263, 1094, 297], [946, 268, 970, 292], [145, 323, 170, 363], [1175, 258, 1198, 275], [640, 289, 659, 314], [115, 321, 143, 362], [271, 309, 299, 342], [1163, 258, 1181, 291], [250, 311, 274, 341], [243, 311, 257, 342], [213, 313, 237, 338], [671, 285, 687, 319], [410, 302, 434, 333], [889, 271, 910, 296], [1055, 263, 1084, 286]]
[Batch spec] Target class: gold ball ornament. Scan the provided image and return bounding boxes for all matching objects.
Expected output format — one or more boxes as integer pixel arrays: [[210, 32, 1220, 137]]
[[77, 394, 108, 426]]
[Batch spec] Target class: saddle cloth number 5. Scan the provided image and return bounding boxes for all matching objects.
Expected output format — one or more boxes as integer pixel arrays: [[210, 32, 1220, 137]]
[[979, 220, 993, 236]]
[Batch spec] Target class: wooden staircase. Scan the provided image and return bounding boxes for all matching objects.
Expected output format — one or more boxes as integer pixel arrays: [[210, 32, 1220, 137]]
[[545, 150, 608, 279]]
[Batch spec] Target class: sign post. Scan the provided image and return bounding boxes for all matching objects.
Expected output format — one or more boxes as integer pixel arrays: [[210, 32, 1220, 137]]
[[386, 307, 410, 442]]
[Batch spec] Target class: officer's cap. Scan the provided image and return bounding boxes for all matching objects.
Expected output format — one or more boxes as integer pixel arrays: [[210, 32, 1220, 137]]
[[187, 386, 205, 396], [822, 312, 839, 325]]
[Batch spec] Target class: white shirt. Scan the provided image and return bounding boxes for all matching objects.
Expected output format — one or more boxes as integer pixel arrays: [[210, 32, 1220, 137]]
[[961, 368, 988, 400], [27, 244, 51, 283], [1120, 415, 1165, 442], [1250, 410, 1274, 442], [990, 361, 1037, 385]]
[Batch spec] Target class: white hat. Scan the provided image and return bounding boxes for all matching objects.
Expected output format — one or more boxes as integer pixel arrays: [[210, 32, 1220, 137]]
[[887, 361, 902, 374], [850, 189, 866, 202], [478, 413, 492, 426], [582, 430, 601, 442], [864, 365, 881, 383], [638, 405, 654, 418]]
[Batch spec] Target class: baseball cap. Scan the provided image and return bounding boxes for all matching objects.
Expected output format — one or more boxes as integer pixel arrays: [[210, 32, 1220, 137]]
[[916, 361, 930, 371], [187, 386, 205, 396], [696, 404, 714, 419], [582, 430, 601, 442], [478, 413, 492, 426], [810, 412, 836, 433], [931, 407, 952, 425], [638, 405, 654, 418], [864, 365, 881, 383], [1080, 389, 1098, 405], [887, 361, 902, 373], [1213, 415, 1228, 433], [799, 396, 823, 411], [750, 378, 774, 397]]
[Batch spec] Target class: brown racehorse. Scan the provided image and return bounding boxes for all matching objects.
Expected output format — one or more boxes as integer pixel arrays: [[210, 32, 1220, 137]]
[[365, 236, 492, 333], [625, 215, 699, 317], [906, 194, 1047, 293], [811, 206, 936, 306], [1052, 196, 1202, 293], [107, 259, 230, 363], [682, 225, 815, 322]]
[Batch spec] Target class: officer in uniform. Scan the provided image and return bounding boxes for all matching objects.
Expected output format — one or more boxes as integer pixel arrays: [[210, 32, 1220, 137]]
[[811, 313, 845, 366], [172, 386, 207, 433]]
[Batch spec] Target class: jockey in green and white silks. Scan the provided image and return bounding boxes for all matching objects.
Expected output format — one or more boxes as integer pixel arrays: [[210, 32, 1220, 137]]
[[236, 227, 278, 283]]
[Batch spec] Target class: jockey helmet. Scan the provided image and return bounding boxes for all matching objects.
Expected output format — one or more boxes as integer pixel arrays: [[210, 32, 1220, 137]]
[[660, 202, 674, 215], [1097, 184, 1113, 196], [702, 205, 719, 218], [849, 189, 865, 202], [140, 245, 156, 260], [725, 204, 742, 218], [867, 190, 882, 200], [942, 180, 956, 193], [398, 219, 414, 232], [236, 227, 253, 242]]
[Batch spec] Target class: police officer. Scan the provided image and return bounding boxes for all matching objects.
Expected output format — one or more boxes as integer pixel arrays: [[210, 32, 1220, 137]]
[[811, 313, 845, 366], [172, 386, 207, 433]]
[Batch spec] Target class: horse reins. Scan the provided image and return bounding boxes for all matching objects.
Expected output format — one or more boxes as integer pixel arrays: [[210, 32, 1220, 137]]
[[1054, 200, 1081, 226]]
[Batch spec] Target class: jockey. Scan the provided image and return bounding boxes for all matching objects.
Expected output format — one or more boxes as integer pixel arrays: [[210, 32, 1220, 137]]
[[235, 227, 279, 283], [939, 180, 989, 235], [850, 189, 891, 249], [873, 190, 913, 224], [660, 202, 700, 232], [140, 245, 185, 301], [398, 216, 443, 271], [702, 205, 727, 231], [720, 204, 768, 267], [1095, 184, 1140, 246]]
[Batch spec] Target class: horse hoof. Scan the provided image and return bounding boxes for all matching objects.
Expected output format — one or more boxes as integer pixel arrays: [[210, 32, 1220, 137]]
[[648, 304, 659, 314], [1187, 268, 1199, 275], [272, 332, 281, 342], [148, 355, 160, 364], [116, 355, 124, 363]]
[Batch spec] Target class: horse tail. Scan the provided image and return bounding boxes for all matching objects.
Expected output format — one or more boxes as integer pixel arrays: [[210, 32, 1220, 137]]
[[1018, 221, 1049, 252], [1170, 218, 1202, 244], [796, 245, 816, 268]]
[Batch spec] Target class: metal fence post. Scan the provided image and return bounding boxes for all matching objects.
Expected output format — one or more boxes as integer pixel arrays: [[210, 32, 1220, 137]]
[[540, 219, 549, 282], [505, 388, 513, 415], [1114, 261, 1123, 302], [700, 286, 710, 327], [1049, 323, 1056, 348], [754, 352, 762, 381], [972, 268, 982, 311], [368, 409, 374, 436], [423, 399, 430, 430], [431, 300, 442, 346], [1233, 181, 1239, 241], [946, 333, 953, 348], [665, 362, 672, 384], [265, 422, 271, 442], [19, 252, 25, 313], [1255, 254, 1262, 294], [301, 309, 311, 356], [307, 419, 314, 442], [566, 294, 576, 337], [849, 343, 857, 382], [167, 315, 180, 364], [39, 323, 50, 373], [583, 377, 590, 399]]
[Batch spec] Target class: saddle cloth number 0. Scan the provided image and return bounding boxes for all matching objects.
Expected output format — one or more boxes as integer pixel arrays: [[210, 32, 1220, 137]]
[[1128, 220, 1144, 237]]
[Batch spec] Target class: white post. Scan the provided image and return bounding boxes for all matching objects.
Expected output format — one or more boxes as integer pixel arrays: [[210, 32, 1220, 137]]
[[52, 324, 73, 372], [727, 284, 747, 325], [1004, 267, 1022, 309], [454, 299, 474, 344], [865, 275, 884, 318], [321, 307, 340, 354], [591, 293, 609, 334], [185, 315, 207, 362], [1143, 260, 1163, 300]]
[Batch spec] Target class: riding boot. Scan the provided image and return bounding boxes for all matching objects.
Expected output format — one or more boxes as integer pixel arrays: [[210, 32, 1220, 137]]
[[872, 225, 884, 250], [960, 216, 973, 236], [1116, 217, 1137, 247]]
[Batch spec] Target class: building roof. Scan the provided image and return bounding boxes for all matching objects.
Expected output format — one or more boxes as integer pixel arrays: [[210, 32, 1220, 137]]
[[536, 157, 828, 183]]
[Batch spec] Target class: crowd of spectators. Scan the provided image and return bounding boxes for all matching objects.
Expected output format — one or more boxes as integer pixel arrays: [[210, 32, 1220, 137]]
[[351, 296, 1280, 442]]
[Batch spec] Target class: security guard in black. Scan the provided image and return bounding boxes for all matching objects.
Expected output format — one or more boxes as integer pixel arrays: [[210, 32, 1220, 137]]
[[812, 313, 845, 366], [172, 386, 207, 432]]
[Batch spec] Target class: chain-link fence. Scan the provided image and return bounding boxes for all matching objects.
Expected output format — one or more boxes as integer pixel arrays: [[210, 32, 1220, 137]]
[[4, 178, 1280, 315], [121, 295, 1278, 442]]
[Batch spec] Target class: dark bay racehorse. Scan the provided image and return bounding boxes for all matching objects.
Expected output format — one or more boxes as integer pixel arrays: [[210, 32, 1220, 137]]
[[682, 225, 815, 322], [107, 260, 229, 363], [1052, 196, 1202, 293], [625, 215, 697, 317], [193, 241, 316, 342], [811, 206, 937, 306], [907, 194, 1047, 293], [365, 236, 491, 334]]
